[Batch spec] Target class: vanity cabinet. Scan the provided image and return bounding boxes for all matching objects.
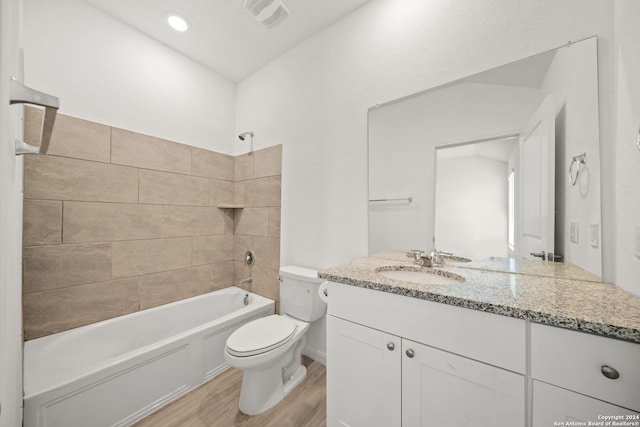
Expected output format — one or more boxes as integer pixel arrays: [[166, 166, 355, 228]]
[[402, 339, 524, 426], [327, 316, 401, 427], [532, 381, 638, 426], [326, 281, 526, 427], [530, 323, 640, 424]]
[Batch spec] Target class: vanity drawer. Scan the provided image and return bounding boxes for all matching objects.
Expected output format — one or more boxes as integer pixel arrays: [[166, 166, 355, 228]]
[[328, 281, 526, 374], [531, 323, 640, 411]]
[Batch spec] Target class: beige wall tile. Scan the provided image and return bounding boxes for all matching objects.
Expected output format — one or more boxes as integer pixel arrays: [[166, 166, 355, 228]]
[[139, 265, 211, 310], [268, 207, 281, 238], [252, 265, 280, 303], [47, 113, 111, 162], [24, 155, 138, 203], [234, 234, 253, 262], [22, 125, 283, 340], [63, 202, 163, 243], [23, 277, 139, 340], [111, 128, 191, 174], [235, 153, 253, 181], [253, 145, 282, 178], [234, 261, 252, 292], [23, 105, 44, 148], [210, 179, 234, 206], [192, 235, 233, 266], [191, 147, 234, 181], [112, 237, 192, 279], [162, 206, 225, 237], [23, 243, 111, 294], [23, 199, 62, 246], [211, 261, 234, 291], [221, 209, 235, 235], [139, 169, 209, 206], [253, 237, 280, 270], [244, 176, 281, 207], [234, 208, 269, 236], [234, 181, 245, 205]]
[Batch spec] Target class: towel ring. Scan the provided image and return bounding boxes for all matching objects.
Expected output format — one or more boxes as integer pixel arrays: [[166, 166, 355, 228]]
[[569, 153, 586, 186]]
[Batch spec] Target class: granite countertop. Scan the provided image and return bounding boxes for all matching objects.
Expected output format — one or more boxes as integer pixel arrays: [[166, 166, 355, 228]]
[[319, 251, 640, 343], [370, 250, 603, 282]]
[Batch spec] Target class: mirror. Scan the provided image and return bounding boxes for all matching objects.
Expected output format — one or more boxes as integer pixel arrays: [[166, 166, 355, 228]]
[[368, 37, 602, 279]]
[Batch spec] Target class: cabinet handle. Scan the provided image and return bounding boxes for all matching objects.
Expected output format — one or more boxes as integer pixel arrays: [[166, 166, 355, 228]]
[[387, 342, 395, 351], [601, 365, 620, 380], [406, 349, 415, 358]]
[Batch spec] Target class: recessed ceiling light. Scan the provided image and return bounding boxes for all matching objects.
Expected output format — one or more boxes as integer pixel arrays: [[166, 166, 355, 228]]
[[167, 14, 188, 32]]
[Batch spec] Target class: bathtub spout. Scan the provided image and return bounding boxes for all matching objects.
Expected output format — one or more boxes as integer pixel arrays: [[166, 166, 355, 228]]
[[239, 277, 252, 285]]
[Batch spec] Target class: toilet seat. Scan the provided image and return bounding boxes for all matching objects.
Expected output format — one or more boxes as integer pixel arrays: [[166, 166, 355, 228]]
[[226, 315, 298, 357]]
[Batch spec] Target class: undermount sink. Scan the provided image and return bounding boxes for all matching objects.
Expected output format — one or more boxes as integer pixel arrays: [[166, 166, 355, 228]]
[[375, 266, 465, 285]]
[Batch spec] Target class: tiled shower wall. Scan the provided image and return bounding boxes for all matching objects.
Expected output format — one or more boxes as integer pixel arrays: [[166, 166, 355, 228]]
[[22, 111, 281, 340]]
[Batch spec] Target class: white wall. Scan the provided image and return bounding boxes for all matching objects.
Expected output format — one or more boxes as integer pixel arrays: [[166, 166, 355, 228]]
[[0, 0, 23, 424], [436, 156, 509, 258], [614, 0, 640, 296], [22, 0, 236, 153]]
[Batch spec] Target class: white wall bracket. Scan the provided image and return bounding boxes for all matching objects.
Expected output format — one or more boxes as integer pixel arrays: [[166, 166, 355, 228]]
[[15, 139, 41, 155]]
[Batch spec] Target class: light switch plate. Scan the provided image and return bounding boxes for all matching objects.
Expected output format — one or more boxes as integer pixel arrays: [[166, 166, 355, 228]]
[[570, 222, 579, 244], [636, 226, 640, 258], [590, 223, 599, 248]]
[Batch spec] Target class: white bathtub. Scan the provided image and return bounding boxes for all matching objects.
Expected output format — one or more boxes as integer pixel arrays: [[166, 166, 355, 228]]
[[23, 286, 274, 427]]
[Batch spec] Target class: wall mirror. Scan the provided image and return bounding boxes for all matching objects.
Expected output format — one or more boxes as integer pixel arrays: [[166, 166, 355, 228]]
[[368, 37, 602, 279]]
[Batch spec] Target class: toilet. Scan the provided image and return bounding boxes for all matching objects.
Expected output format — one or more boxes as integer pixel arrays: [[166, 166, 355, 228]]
[[224, 265, 327, 415]]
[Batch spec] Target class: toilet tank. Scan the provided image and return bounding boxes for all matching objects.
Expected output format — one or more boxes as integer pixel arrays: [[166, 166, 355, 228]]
[[279, 265, 327, 322]]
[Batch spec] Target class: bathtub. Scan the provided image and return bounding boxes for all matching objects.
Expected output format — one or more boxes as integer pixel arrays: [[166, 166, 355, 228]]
[[23, 286, 274, 427]]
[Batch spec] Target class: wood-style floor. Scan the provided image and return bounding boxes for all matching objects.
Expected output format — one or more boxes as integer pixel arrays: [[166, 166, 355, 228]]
[[133, 356, 326, 427]]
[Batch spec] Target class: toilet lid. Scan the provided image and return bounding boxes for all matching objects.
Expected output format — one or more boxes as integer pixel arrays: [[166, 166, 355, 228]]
[[226, 315, 298, 357]]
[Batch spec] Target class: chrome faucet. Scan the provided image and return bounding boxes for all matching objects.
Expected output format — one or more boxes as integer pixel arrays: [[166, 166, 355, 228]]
[[428, 249, 443, 268], [410, 248, 445, 267]]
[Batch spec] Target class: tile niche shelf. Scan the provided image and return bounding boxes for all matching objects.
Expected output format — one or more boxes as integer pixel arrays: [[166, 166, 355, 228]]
[[216, 204, 244, 209]]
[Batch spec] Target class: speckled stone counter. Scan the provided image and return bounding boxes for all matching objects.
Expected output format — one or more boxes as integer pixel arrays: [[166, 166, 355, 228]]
[[371, 250, 603, 282], [319, 252, 640, 343]]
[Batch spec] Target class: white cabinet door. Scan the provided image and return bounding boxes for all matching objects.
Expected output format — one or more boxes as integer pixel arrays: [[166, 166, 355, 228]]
[[402, 339, 525, 427], [533, 381, 639, 426], [327, 316, 401, 427]]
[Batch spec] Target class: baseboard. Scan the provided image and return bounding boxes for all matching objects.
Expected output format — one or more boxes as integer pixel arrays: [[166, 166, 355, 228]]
[[302, 347, 327, 366]]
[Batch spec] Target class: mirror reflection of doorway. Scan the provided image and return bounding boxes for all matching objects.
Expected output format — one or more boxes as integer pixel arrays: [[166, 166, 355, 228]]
[[435, 136, 518, 259], [434, 95, 556, 261]]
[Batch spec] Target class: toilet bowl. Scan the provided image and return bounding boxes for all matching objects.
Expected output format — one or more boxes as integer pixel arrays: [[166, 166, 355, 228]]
[[224, 266, 326, 415]]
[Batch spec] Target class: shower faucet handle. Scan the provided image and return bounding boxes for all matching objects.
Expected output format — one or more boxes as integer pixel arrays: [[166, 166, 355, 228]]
[[244, 250, 255, 266]]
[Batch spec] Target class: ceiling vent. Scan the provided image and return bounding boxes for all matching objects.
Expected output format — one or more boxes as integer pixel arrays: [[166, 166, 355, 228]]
[[243, 0, 289, 28]]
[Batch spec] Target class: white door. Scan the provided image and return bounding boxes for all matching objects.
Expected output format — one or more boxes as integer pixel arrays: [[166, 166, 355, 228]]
[[402, 339, 525, 427], [327, 316, 401, 427], [532, 381, 639, 426], [0, 0, 24, 426], [519, 95, 555, 261]]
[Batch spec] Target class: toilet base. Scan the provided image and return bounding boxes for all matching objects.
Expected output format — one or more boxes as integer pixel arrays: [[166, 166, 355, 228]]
[[238, 364, 307, 416], [283, 364, 306, 396]]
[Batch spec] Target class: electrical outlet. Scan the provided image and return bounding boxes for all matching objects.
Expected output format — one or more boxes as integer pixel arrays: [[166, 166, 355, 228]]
[[570, 222, 579, 244], [590, 223, 599, 248]]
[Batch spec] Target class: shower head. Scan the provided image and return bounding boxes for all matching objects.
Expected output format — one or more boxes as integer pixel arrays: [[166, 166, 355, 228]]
[[238, 131, 254, 141]]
